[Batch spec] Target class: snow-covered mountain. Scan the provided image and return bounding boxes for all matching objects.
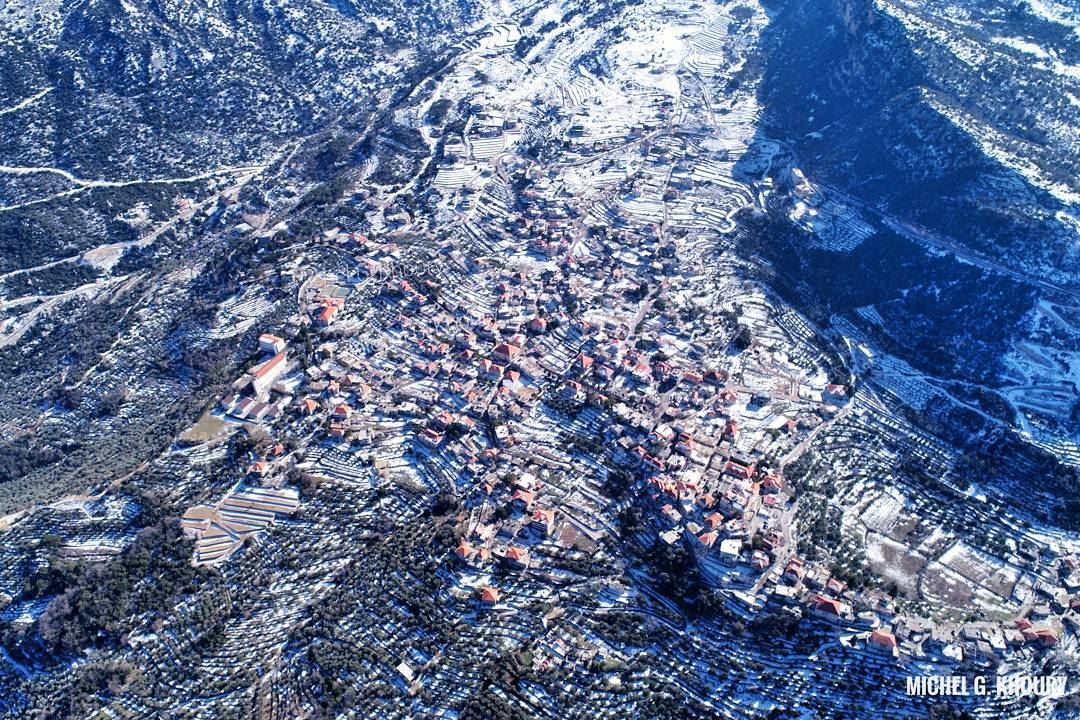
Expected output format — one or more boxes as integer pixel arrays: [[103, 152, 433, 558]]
[[0, 0, 477, 179]]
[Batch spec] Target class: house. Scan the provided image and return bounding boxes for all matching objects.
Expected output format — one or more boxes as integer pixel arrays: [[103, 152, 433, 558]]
[[869, 628, 899, 656], [760, 474, 782, 494], [660, 504, 682, 524], [455, 330, 477, 349], [705, 511, 725, 530], [611, 436, 637, 466], [722, 419, 739, 442], [599, 339, 626, 363], [594, 364, 616, 381], [1022, 627, 1058, 648], [357, 257, 380, 277], [510, 488, 534, 510], [453, 415, 477, 434], [718, 538, 741, 565], [419, 428, 443, 448], [530, 508, 556, 536], [724, 460, 756, 481], [704, 370, 727, 385], [315, 303, 339, 327], [431, 411, 456, 431], [650, 425, 676, 446], [659, 529, 682, 545], [455, 540, 476, 562], [811, 596, 849, 622], [772, 584, 800, 605], [502, 370, 523, 392], [782, 558, 805, 585], [804, 566, 829, 591], [762, 530, 784, 552], [258, 333, 286, 354], [824, 384, 848, 405], [396, 662, 415, 683], [478, 586, 500, 606], [492, 342, 522, 365], [573, 354, 594, 373], [698, 532, 719, 550], [504, 545, 530, 569], [494, 424, 516, 447], [479, 359, 505, 380], [250, 352, 288, 396], [723, 519, 748, 539], [628, 356, 652, 382], [559, 380, 587, 405]]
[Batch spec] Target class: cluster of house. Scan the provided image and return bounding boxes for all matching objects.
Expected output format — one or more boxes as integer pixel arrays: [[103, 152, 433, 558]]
[[783, 581, 1067, 664], [303, 274, 354, 328], [216, 333, 300, 423], [760, 543, 1076, 666], [458, 471, 604, 610], [296, 242, 857, 619], [181, 196, 1076, 674], [216, 225, 850, 613], [529, 620, 618, 674]]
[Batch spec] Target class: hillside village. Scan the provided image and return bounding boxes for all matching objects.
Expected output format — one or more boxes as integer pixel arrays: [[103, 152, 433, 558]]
[[199, 208, 1077, 666], [0, 0, 1078, 717], [156, 0, 1078, 710]]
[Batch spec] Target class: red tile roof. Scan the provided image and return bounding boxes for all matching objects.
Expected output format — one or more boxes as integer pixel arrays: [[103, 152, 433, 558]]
[[814, 596, 843, 616], [253, 352, 287, 379], [870, 629, 897, 648]]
